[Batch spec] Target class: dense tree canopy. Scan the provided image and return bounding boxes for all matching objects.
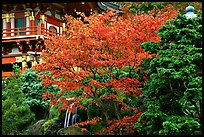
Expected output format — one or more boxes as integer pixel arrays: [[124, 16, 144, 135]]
[[35, 5, 179, 135], [136, 11, 202, 135], [21, 68, 61, 121], [2, 65, 35, 135], [116, 2, 202, 14]]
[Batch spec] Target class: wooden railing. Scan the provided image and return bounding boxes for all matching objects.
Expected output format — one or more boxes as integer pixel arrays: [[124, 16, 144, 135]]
[[2, 25, 63, 38]]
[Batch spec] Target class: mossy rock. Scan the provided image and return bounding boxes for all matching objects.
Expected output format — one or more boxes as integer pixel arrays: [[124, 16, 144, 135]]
[[31, 119, 47, 135], [43, 120, 63, 135], [57, 126, 90, 135]]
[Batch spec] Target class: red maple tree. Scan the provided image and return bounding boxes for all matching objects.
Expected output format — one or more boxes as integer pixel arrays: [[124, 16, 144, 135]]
[[35, 5, 178, 135]]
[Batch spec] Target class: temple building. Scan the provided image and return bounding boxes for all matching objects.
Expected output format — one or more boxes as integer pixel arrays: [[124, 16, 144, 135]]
[[2, 2, 123, 78]]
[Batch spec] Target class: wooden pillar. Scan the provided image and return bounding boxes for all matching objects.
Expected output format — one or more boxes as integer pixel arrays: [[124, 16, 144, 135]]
[[6, 22, 11, 37], [2, 13, 14, 37], [10, 13, 15, 36], [3, 14, 11, 37], [40, 14, 47, 35], [30, 11, 35, 35], [25, 11, 30, 35], [2, 18, 7, 37], [37, 23, 41, 35]]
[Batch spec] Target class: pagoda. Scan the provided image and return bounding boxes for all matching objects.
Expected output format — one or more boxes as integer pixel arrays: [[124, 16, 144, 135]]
[[2, 2, 123, 78]]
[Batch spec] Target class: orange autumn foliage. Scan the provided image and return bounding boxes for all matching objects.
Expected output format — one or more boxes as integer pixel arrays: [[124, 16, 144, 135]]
[[35, 6, 179, 135]]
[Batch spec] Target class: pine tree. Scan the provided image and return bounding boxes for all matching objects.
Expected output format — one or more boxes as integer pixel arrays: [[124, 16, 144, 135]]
[[2, 64, 35, 135], [136, 11, 202, 135]]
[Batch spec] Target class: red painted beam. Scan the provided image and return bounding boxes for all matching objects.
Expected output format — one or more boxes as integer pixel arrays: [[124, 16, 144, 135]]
[[2, 72, 14, 77], [2, 57, 16, 64]]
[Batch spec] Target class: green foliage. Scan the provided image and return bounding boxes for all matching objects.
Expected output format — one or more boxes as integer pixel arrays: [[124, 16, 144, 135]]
[[67, 89, 83, 97], [129, 2, 157, 14], [21, 68, 49, 108], [159, 116, 200, 135], [136, 11, 202, 135], [87, 103, 106, 133], [90, 123, 105, 134], [87, 103, 101, 120], [118, 2, 202, 14], [2, 64, 35, 135], [42, 119, 55, 134], [21, 68, 61, 121], [41, 105, 65, 135]]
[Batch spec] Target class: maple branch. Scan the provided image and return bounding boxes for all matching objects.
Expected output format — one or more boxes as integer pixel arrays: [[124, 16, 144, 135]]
[[59, 59, 75, 74], [71, 66, 76, 72], [90, 86, 96, 97], [90, 66, 97, 79], [80, 66, 86, 71], [83, 87, 94, 98], [113, 99, 121, 120], [94, 96, 109, 122]]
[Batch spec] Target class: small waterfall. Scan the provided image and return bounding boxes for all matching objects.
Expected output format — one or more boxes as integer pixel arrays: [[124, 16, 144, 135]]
[[64, 98, 81, 128]]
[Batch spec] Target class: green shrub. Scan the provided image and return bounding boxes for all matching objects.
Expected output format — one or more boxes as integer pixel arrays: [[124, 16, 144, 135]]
[[2, 64, 35, 135], [21, 68, 61, 121]]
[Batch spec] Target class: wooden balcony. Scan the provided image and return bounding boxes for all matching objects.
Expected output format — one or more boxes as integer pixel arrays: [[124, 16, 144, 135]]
[[2, 25, 63, 43]]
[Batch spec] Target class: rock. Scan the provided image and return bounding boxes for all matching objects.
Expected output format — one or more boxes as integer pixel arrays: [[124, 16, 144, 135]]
[[194, 131, 201, 135], [57, 126, 90, 135], [44, 120, 63, 135], [31, 119, 47, 135]]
